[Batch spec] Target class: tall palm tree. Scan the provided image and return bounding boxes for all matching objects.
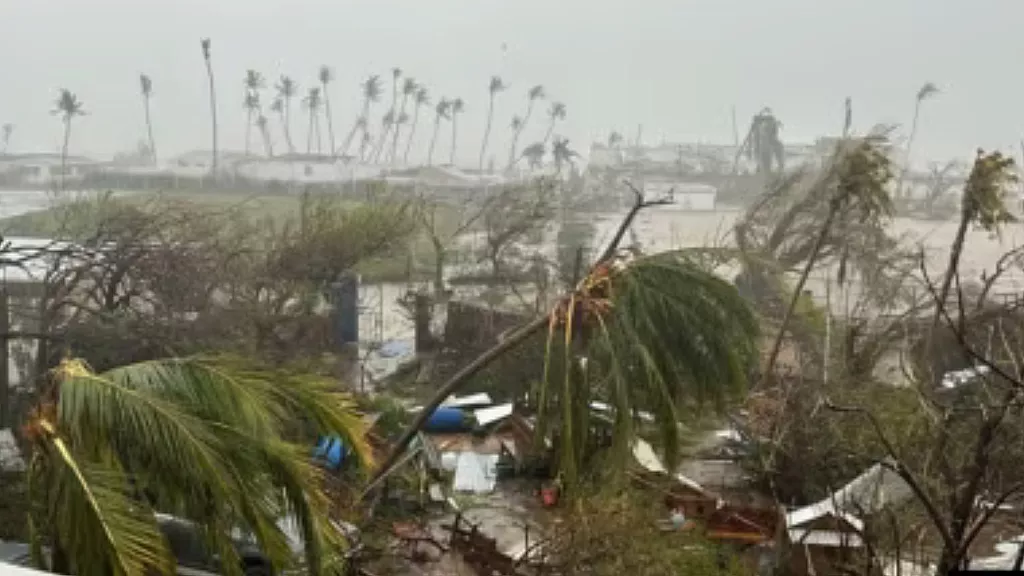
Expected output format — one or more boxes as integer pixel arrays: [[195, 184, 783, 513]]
[[388, 77, 417, 164], [374, 68, 402, 163], [426, 98, 450, 166], [52, 89, 86, 192], [479, 76, 507, 172], [275, 75, 299, 154], [318, 66, 337, 160], [139, 74, 157, 165], [506, 116, 523, 169], [243, 70, 265, 156], [22, 356, 371, 576], [338, 75, 380, 159], [303, 87, 323, 154], [551, 137, 578, 175], [403, 86, 430, 164], [1, 123, 12, 154], [508, 84, 545, 168], [896, 82, 940, 199], [200, 38, 218, 175], [255, 114, 273, 157], [243, 91, 262, 156], [370, 110, 394, 163], [270, 98, 288, 155], [542, 101, 566, 145], [448, 98, 464, 166]]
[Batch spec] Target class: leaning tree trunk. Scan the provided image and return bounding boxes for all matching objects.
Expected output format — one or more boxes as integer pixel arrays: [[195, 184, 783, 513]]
[[403, 108, 422, 164], [283, 99, 295, 155], [427, 116, 442, 166], [449, 114, 459, 166], [244, 110, 253, 156], [204, 60, 218, 176], [143, 96, 157, 165], [323, 88, 336, 160], [762, 198, 840, 381], [366, 191, 659, 492], [896, 101, 923, 200], [479, 94, 495, 172], [60, 119, 71, 192]]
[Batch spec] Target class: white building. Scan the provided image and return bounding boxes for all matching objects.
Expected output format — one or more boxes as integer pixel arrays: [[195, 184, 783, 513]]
[[0, 153, 100, 187]]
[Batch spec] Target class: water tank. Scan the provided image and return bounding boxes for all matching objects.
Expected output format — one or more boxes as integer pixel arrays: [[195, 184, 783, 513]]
[[424, 407, 473, 433], [332, 272, 359, 346], [314, 436, 349, 470]]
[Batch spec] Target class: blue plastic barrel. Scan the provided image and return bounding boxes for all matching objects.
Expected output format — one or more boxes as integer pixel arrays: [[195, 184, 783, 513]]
[[424, 407, 471, 433]]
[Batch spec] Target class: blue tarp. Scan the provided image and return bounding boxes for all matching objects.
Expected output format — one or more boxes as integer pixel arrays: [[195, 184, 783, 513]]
[[314, 436, 350, 470]]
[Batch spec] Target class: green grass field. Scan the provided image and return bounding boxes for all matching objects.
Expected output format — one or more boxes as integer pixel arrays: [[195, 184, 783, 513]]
[[0, 189, 462, 283]]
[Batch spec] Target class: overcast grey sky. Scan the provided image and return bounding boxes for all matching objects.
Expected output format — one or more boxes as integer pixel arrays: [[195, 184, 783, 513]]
[[1, 0, 1021, 166]]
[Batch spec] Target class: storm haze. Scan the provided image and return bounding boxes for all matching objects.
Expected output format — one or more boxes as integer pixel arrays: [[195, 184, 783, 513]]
[[1, 0, 1021, 164]]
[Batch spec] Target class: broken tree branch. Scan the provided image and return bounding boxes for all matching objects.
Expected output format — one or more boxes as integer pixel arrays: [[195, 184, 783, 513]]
[[363, 181, 671, 495]]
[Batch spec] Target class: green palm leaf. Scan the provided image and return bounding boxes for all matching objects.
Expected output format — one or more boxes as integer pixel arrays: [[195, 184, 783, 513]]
[[537, 251, 759, 487]]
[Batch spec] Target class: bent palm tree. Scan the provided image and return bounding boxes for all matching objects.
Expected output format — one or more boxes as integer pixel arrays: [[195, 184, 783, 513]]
[[275, 75, 299, 154], [303, 87, 323, 154], [139, 74, 157, 165], [200, 38, 218, 175], [896, 82, 940, 199], [373, 68, 401, 163], [403, 86, 430, 164], [243, 70, 266, 156], [479, 76, 507, 171], [449, 98, 464, 166], [508, 84, 544, 168], [318, 66, 337, 160], [551, 137, 578, 175], [542, 101, 566, 145], [388, 77, 417, 164], [52, 89, 86, 192], [370, 194, 760, 493], [339, 75, 380, 159], [23, 356, 371, 576], [521, 142, 545, 170], [270, 98, 288, 154], [426, 98, 450, 166], [255, 114, 273, 157]]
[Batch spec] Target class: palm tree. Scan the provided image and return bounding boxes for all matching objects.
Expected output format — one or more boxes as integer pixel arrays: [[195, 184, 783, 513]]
[[403, 86, 430, 164], [551, 137, 578, 175], [507, 115, 523, 170], [371, 216, 760, 492], [52, 89, 86, 192], [243, 91, 262, 156], [139, 74, 157, 165], [275, 75, 299, 154], [374, 68, 402, 163], [479, 76, 507, 172], [303, 87, 323, 154], [448, 98, 464, 166], [388, 77, 417, 164], [896, 82, 940, 199], [338, 75, 380, 159], [255, 114, 273, 157], [608, 131, 623, 148], [521, 142, 545, 170], [23, 356, 371, 575], [507, 84, 545, 168], [1, 123, 12, 154], [542, 101, 566, 145], [243, 70, 265, 156], [370, 110, 394, 163], [426, 98, 450, 166], [270, 98, 288, 155], [318, 66, 337, 160], [200, 38, 218, 175]]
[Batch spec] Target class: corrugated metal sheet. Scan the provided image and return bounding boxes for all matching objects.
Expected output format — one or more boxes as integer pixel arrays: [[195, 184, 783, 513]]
[[789, 529, 863, 548], [442, 393, 494, 409], [474, 403, 513, 426], [452, 453, 499, 493]]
